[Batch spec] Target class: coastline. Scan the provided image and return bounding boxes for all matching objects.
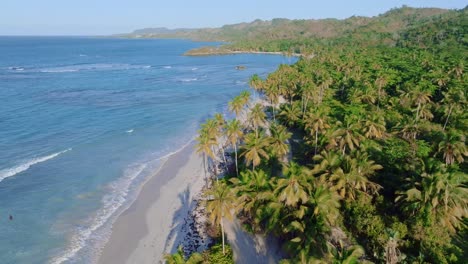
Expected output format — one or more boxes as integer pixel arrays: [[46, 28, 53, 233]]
[[98, 140, 206, 264], [184, 47, 303, 57]]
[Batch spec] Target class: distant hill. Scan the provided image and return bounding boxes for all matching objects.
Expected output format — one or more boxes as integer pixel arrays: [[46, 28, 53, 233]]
[[123, 6, 451, 42], [130, 27, 196, 36]]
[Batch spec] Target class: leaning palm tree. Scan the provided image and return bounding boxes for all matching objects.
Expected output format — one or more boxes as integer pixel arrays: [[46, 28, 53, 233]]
[[201, 119, 221, 175], [248, 103, 267, 138], [205, 181, 237, 255], [440, 88, 465, 130], [241, 132, 271, 170], [214, 113, 228, 170], [195, 130, 216, 186], [224, 119, 244, 176]]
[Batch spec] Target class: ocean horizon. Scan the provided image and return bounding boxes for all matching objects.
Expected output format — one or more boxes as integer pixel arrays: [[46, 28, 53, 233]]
[[0, 37, 290, 263]]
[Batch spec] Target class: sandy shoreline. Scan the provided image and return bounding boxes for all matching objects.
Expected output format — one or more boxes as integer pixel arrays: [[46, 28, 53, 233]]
[[98, 141, 206, 264]]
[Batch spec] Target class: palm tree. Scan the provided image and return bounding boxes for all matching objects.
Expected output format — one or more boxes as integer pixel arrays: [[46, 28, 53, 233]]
[[248, 103, 267, 138], [312, 150, 342, 178], [440, 88, 465, 130], [362, 112, 386, 139], [249, 74, 264, 99], [201, 118, 221, 175], [195, 130, 216, 186], [403, 86, 432, 122], [374, 75, 388, 108], [396, 162, 467, 232], [164, 246, 203, 264], [224, 119, 243, 176], [328, 241, 364, 264], [305, 107, 331, 155], [214, 113, 228, 170], [269, 123, 292, 162], [310, 182, 341, 225], [241, 132, 270, 170], [264, 78, 280, 120], [327, 154, 382, 200], [229, 170, 272, 221], [328, 121, 363, 156], [279, 102, 301, 127], [275, 162, 311, 207], [205, 181, 237, 255], [240, 90, 251, 108], [228, 96, 244, 120], [437, 130, 467, 165]]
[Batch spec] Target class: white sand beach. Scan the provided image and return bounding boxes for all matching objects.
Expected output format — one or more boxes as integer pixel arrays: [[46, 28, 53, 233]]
[[98, 141, 206, 264]]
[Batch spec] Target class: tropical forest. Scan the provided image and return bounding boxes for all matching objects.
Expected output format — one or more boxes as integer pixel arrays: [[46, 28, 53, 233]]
[[166, 6, 467, 264]]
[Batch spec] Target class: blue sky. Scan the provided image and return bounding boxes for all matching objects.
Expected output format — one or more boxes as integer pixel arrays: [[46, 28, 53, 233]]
[[0, 0, 466, 35]]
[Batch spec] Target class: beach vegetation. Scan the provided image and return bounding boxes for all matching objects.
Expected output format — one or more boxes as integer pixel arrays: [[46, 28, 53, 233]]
[[194, 5, 467, 263]]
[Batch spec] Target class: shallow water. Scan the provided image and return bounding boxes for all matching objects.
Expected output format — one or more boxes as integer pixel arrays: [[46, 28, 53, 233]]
[[0, 37, 291, 263]]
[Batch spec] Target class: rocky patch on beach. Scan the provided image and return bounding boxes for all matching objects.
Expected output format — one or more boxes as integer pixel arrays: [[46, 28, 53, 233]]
[[177, 194, 213, 256]]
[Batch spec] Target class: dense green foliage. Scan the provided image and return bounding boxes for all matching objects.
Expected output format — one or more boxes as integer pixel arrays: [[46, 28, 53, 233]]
[[165, 244, 234, 264], [193, 6, 467, 264]]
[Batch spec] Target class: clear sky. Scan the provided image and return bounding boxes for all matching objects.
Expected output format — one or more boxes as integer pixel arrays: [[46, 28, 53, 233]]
[[0, 0, 466, 35]]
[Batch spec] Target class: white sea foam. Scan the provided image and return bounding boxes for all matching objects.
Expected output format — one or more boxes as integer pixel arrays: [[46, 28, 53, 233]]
[[8, 66, 25, 71], [39, 63, 152, 73], [180, 78, 198, 82], [40, 69, 79, 73], [191, 67, 198, 71], [50, 137, 195, 263], [163, 66, 172, 69], [0, 149, 72, 183], [154, 137, 195, 162], [126, 129, 134, 133], [50, 163, 148, 264]]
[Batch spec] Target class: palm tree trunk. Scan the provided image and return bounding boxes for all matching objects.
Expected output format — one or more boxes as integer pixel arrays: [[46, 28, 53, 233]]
[[203, 154, 208, 187], [301, 95, 304, 115], [221, 219, 225, 255], [315, 130, 318, 156], [234, 143, 239, 176], [443, 105, 453, 131], [415, 102, 421, 121], [220, 145, 228, 171]]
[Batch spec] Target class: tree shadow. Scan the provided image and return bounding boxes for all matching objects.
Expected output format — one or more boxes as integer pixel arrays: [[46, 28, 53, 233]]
[[164, 186, 192, 253], [165, 185, 209, 257], [225, 218, 286, 264]]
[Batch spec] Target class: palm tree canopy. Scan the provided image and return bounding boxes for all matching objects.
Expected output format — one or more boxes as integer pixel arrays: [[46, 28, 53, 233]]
[[241, 132, 271, 168]]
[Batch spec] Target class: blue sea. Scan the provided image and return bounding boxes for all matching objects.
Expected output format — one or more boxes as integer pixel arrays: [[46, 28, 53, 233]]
[[0, 37, 289, 263]]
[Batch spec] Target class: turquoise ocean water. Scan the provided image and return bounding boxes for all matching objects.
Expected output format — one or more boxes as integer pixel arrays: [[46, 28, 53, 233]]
[[0, 37, 289, 263]]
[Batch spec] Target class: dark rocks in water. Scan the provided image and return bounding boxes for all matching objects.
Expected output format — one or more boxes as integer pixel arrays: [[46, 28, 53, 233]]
[[236, 65, 246, 70]]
